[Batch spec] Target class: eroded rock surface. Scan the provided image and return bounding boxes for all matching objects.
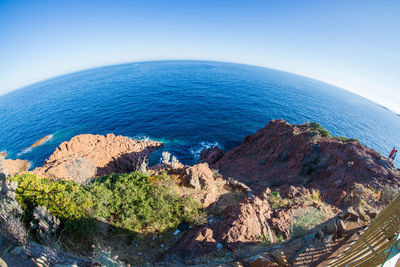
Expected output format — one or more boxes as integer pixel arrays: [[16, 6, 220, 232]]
[[172, 188, 274, 258], [213, 119, 400, 206], [200, 146, 224, 166], [3, 159, 30, 176], [0, 153, 30, 177], [34, 133, 163, 183]]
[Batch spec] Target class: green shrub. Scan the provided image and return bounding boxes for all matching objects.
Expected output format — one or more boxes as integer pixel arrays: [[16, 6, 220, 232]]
[[268, 191, 288, 210], [290, 207, 325, 239], [12, 172, 205, 236], [309, 122, 331, 138], [87, 172, 205, 232], [11, 173, 94, 235], [333, 136, 360, 143]]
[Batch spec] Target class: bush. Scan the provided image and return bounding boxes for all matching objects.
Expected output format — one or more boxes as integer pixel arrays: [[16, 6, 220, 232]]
[[380, 184, 399, 205], [11, 173, 94, 235], [333, 136, 360, 143], [290, 207, 325, 239], [305, 189, 322, 207], [87, 172, 205, 232], [309, 122, 331, 138], [268, 191, 289, 210], [11, 172, 205, 237]]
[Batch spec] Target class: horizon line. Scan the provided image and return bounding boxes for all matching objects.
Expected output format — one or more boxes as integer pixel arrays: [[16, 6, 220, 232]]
[[1, 58, 398, 115]]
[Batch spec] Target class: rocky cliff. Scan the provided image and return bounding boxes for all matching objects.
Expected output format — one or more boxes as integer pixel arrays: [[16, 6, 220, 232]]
[[207, 119, 400, 207], [33, 133, 163, 183]]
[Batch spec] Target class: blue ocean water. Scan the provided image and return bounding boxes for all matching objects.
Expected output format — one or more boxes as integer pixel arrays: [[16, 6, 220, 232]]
[[0, 60, 399, 168]]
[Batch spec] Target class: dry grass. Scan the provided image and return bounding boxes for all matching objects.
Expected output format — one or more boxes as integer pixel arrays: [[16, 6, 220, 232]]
[[380, 184, 399, 205], [0, 201, 28, 245], [304, 189, 322, 207]]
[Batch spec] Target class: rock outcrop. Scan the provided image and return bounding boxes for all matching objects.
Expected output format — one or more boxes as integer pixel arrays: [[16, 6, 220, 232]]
[[184, 163, 215, 190], [3, 159, 30, 176], [34, 134, 162, 183], [0, 153, 30, 177], [172, 188, 274, 257], [30, 135, 53, 149], [199, 146, 224, 166], [213, 119, 400, 206]]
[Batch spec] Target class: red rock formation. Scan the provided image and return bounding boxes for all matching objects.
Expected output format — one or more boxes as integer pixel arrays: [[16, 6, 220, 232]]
[[184, 163, 215, 190], [213, 119, 400, 206], [200, 146, 224, 166], [30, 135, 53, 148], [172, 188, 273, 257], [4, 159, 30, 176], [0, 152, 30, 176], [33, 133, 162, 183]]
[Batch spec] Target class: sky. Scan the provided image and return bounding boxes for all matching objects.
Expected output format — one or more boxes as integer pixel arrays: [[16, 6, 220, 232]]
[[1, 0, 399, 113]]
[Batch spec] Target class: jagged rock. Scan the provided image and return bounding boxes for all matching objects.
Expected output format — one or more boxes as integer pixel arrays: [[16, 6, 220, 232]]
[[344, 207, 359, 221], [31, 206, 60, 242], [184, 163, 215, 190], [226, 178, 254, 198], [336, 220, 346, 237], [325, 220, 337, 235], [213, 119, 400, 206], [366, 209, 378, 218], [0, 154, 7, 179], [171, 188, 273, 257], [33, 133, 163, 183], [283, 185, 309, 199], [64, 157, 97, 184], [199, 146, 224, 166]]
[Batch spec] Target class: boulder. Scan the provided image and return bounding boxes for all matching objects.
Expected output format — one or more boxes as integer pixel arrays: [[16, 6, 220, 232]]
[[283, 185, 309, 199], [3, 159, 30, 176], [33, 134, 162, 183], [199, 146, 224, 166], [325, 220, 338, 235], [344, 207, 359, 221], [184, 163, 215, 190], [366, 209, 378, 219], [336, 219, 346, 237]]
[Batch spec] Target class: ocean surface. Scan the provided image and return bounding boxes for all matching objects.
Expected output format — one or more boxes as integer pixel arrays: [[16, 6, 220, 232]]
[[1, 60, 399, 168]]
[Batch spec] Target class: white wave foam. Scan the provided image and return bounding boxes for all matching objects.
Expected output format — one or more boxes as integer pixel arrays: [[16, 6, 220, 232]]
[[190, 141, 222, 161], [17, 147, 32, 157], [129, 135, 151, 141]]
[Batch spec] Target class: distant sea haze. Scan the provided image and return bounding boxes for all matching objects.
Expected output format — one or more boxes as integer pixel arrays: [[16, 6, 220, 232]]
[[0, 60, 399, 168]]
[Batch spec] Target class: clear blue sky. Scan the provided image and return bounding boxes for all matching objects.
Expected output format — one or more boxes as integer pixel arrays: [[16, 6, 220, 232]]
[[1, 0, 399, 112]]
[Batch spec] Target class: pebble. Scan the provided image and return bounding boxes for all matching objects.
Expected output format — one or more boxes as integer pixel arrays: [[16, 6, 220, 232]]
[[173, 229, 180, 236]]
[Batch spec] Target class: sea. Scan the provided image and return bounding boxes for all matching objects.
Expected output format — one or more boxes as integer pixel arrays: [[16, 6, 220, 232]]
[[0, 60, 399, 168]]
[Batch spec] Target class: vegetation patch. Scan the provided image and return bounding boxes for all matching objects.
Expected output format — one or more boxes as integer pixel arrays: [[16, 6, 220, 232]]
[[11, 172, 205, 237], [290, 207, 325, 239], [309, 122, 331, 138], [268, 191, 289, 210], [333, 136, 360, 143], [88, 172, 205, 232], [11, 173, 94, 235]]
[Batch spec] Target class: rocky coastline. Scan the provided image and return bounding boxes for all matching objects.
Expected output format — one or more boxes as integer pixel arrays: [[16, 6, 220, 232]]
[[1, 120, 399, 266]]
